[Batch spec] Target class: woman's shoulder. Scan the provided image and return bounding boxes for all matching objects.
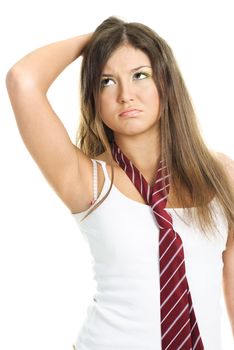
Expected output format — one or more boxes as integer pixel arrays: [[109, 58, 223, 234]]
[[212, 150, 234, 185], [213, 150, 234, 164], [94, 151, 118, 167]]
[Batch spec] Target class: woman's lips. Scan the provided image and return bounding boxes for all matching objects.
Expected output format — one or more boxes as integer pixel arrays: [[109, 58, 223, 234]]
[[119, 109, 142, 117]]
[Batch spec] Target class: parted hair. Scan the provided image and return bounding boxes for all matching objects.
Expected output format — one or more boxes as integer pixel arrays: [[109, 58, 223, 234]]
[[76, 15, 234, 239]]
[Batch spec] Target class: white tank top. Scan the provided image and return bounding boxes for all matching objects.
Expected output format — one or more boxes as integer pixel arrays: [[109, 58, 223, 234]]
[[71, 159, 228, 350]]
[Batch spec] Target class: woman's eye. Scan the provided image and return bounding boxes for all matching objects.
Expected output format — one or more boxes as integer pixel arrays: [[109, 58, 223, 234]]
[[134, 72, 149, 80], [101, 78, 115, 87]]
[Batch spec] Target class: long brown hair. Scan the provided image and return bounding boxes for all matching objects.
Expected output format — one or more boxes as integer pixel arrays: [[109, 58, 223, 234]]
[[76, 16, 234, 239]]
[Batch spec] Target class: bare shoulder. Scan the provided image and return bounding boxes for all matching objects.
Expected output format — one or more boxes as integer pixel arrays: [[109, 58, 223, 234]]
[[213, 151, 234, 247], [212, 150, 234, 184], [213, 150, 234, 166], [95, 151, 116, 165], [95, 151, 118, 175]]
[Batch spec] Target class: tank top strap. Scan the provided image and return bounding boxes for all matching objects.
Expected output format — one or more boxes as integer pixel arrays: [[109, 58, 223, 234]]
[[95, 159, 109, 181], [90, 159, 109, 204]]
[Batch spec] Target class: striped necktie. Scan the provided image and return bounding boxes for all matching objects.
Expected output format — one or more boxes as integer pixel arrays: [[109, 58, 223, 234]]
[[111, 141, 204, 350]]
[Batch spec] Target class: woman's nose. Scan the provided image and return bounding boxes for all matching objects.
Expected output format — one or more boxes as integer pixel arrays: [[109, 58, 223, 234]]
[[117, 82, 134, 103]]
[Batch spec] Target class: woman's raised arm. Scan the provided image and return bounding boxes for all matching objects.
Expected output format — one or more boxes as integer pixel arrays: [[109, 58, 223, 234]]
[[5, 33, 94, 213], [6, 33, 92, 91]]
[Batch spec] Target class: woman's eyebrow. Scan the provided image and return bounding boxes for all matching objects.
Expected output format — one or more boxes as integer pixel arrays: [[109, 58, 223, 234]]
[[101, 65, 152, 77]]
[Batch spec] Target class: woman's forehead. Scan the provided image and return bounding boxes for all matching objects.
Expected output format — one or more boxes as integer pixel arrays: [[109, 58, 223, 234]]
[[102, 45, 151, 74]]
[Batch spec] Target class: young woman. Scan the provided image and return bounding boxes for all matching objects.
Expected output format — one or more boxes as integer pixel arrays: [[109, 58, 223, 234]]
[[6, 16, 234, 350]]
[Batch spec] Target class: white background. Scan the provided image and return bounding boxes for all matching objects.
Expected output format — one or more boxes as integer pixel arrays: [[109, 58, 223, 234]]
[[1, 0, 233, 349]]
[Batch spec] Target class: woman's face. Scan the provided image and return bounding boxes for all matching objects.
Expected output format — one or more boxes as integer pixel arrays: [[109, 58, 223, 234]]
[[99, 44, 160, 139]]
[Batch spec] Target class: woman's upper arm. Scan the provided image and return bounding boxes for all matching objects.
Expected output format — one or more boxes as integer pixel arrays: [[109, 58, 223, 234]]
[[218, 151, 234, 334], [6, 69, 93, 209], [222, 232, 234, 335]]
